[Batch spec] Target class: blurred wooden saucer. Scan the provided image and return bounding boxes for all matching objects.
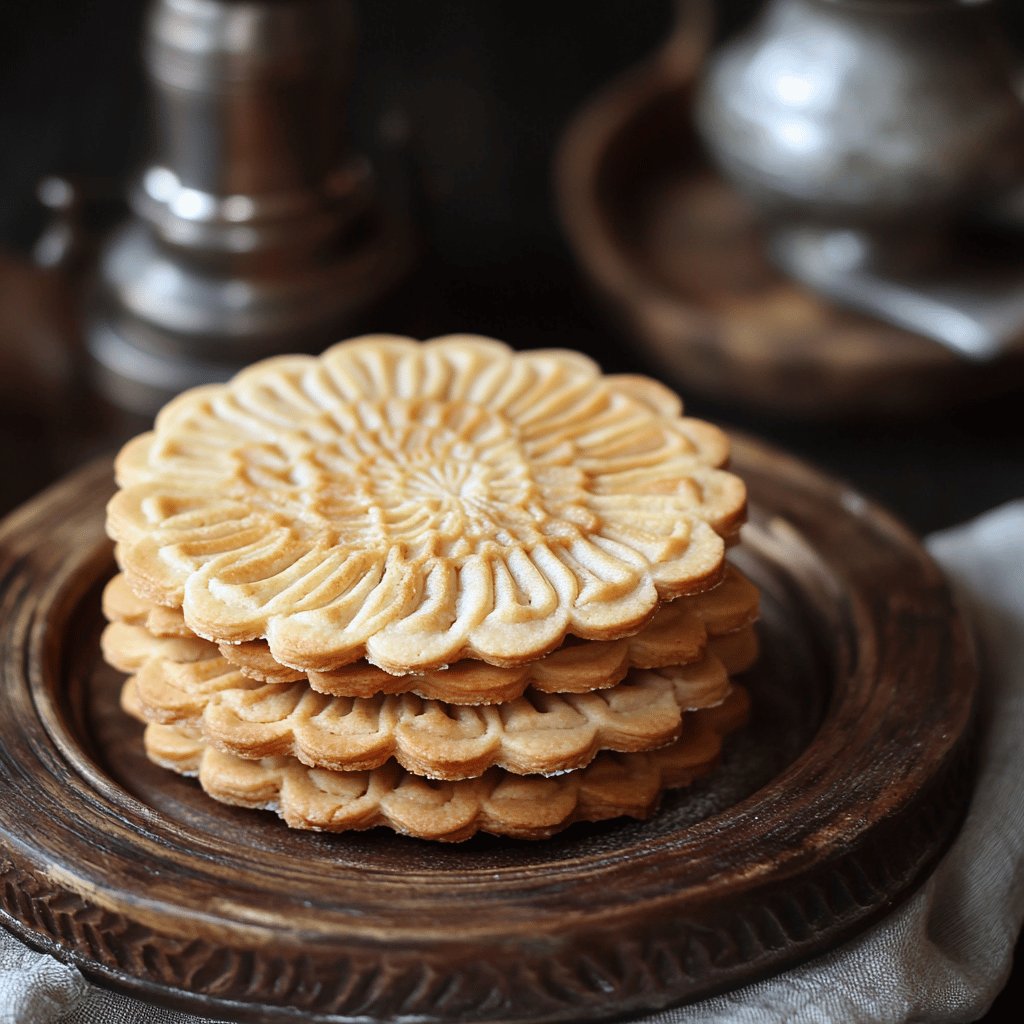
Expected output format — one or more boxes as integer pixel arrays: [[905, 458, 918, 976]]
[[556, 36, 1024, 417]]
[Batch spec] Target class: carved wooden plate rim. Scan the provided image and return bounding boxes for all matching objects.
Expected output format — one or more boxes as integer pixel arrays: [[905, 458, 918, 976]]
[[0, 437, 977, 1023]]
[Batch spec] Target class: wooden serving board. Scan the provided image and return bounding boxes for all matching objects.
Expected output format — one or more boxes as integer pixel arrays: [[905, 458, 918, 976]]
[[0, 437, 976, 1023]]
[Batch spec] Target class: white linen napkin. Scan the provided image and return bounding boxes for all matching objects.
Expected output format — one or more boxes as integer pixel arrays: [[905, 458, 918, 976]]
[[2, 502, 1022, 1024]]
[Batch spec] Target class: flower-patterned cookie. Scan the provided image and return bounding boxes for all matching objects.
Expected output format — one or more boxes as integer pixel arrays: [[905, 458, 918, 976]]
[[122, 646, 735, 780], [103, 563, 759, 704], [107, 336, 746, 673], [128, 682, 750, 841]]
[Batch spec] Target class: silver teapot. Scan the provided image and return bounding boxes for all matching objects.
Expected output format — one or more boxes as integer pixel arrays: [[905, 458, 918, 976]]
[[697, 0, 1024, 268]]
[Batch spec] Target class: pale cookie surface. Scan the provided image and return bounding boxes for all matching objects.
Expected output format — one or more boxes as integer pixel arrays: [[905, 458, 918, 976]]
[[126, 648, 736, 780], [107, 335, 745, 674], [249, 621, 761, 694], [101, 621, 213, 674], [223, 564, 760, 703], [102, 574, 191, 639], [132, 684, 750, 841], [104, 565, 758, 704]]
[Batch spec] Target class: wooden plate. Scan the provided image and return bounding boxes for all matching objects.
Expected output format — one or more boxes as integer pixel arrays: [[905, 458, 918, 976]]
[[0, 437, 976, 1023]]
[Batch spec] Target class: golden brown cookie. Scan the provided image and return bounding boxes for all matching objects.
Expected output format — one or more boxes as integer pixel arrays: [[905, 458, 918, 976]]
[[135, 684, 750, 841], [102, 573, 191, 639], [219, 563, 760, 703], [101, 621, 214, 674], [107, 335, 746, 674], [129, 650, 734, 780], [105, 573, 758, 704]]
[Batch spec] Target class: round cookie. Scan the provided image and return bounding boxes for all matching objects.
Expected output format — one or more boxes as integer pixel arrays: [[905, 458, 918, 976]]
[[107, 335, 746, 674], [130, 684, 750, 842]]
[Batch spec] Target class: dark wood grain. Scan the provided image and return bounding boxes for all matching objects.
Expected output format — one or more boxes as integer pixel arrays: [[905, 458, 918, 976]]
[[0, 437, 977, 1022], [557, 51, 1024, 417]]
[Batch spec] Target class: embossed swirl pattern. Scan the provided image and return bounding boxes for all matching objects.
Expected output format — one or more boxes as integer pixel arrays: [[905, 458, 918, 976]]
[[107, 336, 746, 673]]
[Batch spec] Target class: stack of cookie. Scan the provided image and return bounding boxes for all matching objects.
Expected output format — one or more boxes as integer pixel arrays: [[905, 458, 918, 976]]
[[102, 336, 757, 841]]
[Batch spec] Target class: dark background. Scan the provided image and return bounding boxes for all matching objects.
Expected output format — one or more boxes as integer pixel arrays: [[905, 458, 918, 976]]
[[0, 2, 1022, 1018], [0, 0, 1022, 533]]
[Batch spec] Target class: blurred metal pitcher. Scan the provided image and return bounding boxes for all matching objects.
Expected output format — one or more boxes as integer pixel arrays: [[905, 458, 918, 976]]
[[89, 0, 411, 413], [697, 0, 1024, 358]]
